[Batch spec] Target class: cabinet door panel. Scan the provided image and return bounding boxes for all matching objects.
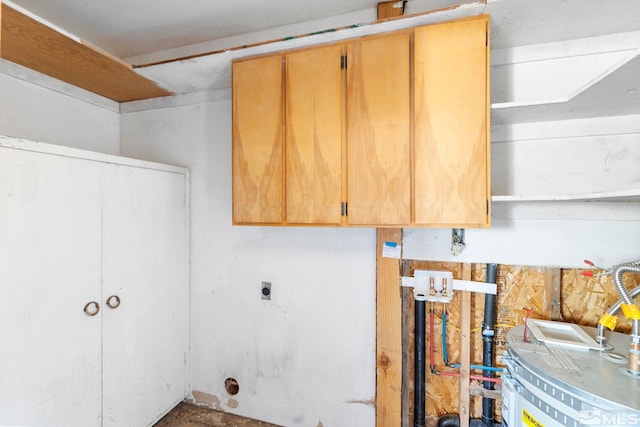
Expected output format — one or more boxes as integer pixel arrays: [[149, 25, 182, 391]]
[[102, 164, 189, 426], [285, 45, 343, 224], [414, 17, 489, 226], [347, 33, 411, 225], [0, 148, 102, 427], [232, 55, 284, 224]]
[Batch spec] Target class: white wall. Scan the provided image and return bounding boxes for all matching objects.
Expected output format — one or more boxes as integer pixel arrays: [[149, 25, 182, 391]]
[[0, 60, 120, 154], [120, 93, 377, 427]]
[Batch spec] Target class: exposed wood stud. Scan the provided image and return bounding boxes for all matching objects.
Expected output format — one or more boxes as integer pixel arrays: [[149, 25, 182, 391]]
[[544, 268, 562, 320], [458, 263, 472, 427], [469, 385, 501, 400], [401, 260, 412, 427], [376, 228, 403, 427]]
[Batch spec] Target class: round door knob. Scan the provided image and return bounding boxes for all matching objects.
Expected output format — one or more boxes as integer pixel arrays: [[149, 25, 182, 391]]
[[106, 295, 121, 309], [83, 301, 100, 316]]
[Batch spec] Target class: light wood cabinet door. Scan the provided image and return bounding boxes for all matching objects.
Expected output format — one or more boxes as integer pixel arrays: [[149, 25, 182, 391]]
[[347, 33, 411, 225], [232, 55, 284, 224], [231, 17, 489, 228], [414, 16, 490, 227], [285, 45, 343, 224]]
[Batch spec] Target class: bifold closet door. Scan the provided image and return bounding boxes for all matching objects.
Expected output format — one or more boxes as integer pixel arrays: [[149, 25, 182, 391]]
[[101, 163, 189, 426], [0, 147, 103, 427]]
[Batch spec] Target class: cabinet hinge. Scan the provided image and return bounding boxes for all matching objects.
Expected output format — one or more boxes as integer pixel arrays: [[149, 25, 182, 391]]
[[486, 31, 488, 47], [486, 199, 489, 215], [341, 55, 347, 70], [341, 202, 348, 216]]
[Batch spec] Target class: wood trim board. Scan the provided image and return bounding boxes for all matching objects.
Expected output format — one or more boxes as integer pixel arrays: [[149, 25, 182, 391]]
[[0, 2, 171, 102], [376, 228, 403, 427], [458, 264, 472, 427]]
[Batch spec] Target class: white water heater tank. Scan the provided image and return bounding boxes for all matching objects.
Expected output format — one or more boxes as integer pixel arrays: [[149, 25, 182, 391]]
[[502, 323, 640, 427]]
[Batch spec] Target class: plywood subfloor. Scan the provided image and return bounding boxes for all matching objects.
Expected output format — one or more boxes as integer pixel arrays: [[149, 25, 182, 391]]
[[154, 402, 281, 427]]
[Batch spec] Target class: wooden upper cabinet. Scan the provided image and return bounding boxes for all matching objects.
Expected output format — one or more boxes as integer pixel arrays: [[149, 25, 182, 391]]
[[232, 55, 284, 224], [285, 45, 343, 225], [231, 15, 490, 228], [414, 15, 490, 227], [346, 33, 411, 226]]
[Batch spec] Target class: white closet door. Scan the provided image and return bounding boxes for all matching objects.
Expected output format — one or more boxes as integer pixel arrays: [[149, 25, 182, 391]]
[[101, 163, 189, 426], [0, 147, 103, 427]]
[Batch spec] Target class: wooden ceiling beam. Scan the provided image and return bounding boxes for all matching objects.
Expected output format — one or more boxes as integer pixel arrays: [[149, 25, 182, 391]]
[[0, 2, 171, 102]]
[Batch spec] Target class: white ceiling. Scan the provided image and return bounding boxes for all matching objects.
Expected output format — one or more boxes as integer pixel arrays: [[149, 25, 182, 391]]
[[6, 0, 406, 59], [5, 0, 640, 122], [7, 0, 640, 60]]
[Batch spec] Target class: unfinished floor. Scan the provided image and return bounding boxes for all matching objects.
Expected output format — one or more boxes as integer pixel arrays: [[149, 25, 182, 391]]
[[156, 402, 446, 426], [154, 402, 281, 427]]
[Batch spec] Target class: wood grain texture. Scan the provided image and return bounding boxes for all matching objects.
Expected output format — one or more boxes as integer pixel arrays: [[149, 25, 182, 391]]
[[401, 260, 412, 427], [347, 33, 411, 226], [376, 228, 403, 427], [231, 18, 488, 228], [0, 3, 170, 102], [544, 268, 562, 320], [458, 264, 472, 427], [377, 1, 405, 19], [285, 45, 343, 224], [232, 55, 284, 224], [414, 15, 489, 227], [401, 290, 413, 427], [562, 269, 640, 333]]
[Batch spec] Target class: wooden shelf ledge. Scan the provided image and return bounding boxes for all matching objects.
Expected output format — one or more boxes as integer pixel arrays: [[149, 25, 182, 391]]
[[0, 1, 172, 102], [492, 188, 640, 203]]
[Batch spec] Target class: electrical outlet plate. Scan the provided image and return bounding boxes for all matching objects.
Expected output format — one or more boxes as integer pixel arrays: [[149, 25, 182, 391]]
[[413, 270, 454, 302]]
